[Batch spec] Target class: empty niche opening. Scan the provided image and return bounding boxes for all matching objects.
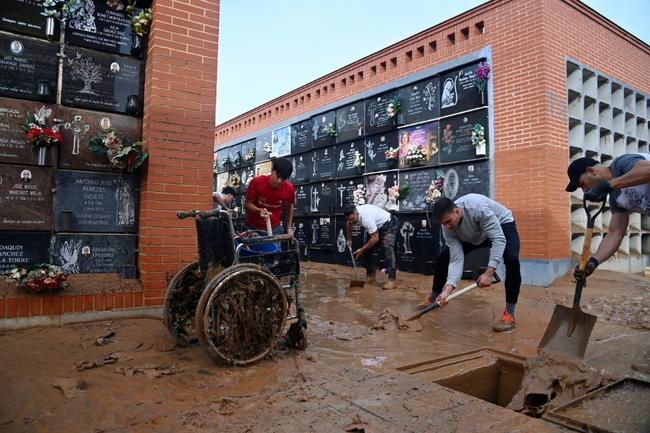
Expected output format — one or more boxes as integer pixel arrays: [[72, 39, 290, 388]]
[[429, 41, 437, 52], [405, 50, 413, 61], [461, 27, 469, 39], [475, 21, 485, 33], [447, 32, 456, 45], [371, 65, 377, 76], [389, 57, 397, 67], [416, 46, 424, 58]]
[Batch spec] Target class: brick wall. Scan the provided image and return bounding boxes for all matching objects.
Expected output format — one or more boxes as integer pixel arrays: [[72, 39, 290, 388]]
[[138, 0, 220, 305]]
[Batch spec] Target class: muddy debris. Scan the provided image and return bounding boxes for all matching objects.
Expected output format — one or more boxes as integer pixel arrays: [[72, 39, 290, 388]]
[[94, 331, 116, 346], [371, 309, 411, 331], [115, 364, 183, 379], [74, 353, 119, 372], [52, 378, 86, 398]]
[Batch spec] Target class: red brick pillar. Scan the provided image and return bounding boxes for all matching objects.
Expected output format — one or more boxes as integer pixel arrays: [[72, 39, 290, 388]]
[[138, 0, 220, 304]]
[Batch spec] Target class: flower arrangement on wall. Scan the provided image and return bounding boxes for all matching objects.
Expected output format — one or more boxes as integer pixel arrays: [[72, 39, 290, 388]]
[[386, 96, 401, 118], [88, 129, 148, 172], [384, 147, 399, 161], [21, 106, 63, 165], [425, 177, 444, 204], [352, 184, 367, 206], [475, 62, 491, 104], [405, 145, 427, 166], [6, 264, 68, 294]]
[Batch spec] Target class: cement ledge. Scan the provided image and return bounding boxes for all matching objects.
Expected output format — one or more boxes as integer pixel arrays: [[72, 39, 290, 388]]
[[0, 307, 163, 331]]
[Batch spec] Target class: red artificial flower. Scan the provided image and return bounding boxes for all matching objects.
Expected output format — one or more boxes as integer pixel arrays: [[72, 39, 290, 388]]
[[27, 128, 42, 140]]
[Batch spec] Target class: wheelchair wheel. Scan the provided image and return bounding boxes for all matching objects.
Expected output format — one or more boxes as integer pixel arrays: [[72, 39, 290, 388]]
[[163, 261, 210, 346], [195, 263, 288, 365]]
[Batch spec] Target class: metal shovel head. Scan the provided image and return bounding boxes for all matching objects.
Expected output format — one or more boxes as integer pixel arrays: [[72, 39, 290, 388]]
[[538, 304, 598, 359]]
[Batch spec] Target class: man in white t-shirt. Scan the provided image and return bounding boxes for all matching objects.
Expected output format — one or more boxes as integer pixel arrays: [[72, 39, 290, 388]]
[[344, 204, 399, 290], [212, 186, 236, 211]]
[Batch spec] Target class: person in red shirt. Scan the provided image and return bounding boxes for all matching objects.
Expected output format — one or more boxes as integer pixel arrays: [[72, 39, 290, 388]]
[[244, 157, 295, 235]]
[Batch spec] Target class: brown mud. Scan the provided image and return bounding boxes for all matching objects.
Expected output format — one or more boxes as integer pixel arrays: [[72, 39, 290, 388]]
[[1, 263, 650, 432]]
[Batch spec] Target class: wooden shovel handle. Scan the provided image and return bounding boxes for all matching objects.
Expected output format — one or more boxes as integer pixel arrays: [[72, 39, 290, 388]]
[[578, 228, 593, 272]]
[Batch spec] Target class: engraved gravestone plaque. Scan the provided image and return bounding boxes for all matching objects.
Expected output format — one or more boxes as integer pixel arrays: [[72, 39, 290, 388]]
[[366, 172, 399, 212], [364, 131, 399, 173], [0, 34, 58, 102], [255, 131, 272, 163], [397, 122, 439, 168], [54, 171, 138, 233], [61, 47, 143, 114], [0, 0, 60, 39], [290, 218, 310, 259], [291, 118, 312, 154], [397, 216, 439, 274], [52, 233, 136, 274], [240, 139, 256, 167], [311, 146, 336, 181], [0, 97, 56, 165], [335, 140, 365, 178], [441, 160, 489, 201], [439, 109, 489, 164], [290, 152, 311, 184], [215, 147, 229, 173], [336, 101, 365, 143], [440, 61, 485, 116], [0, 231, 51, 273], [311, 110, 336, 148], [335, 178, 363, 213], [398, 76, 440, 125], [56, 106, 141, 171], [398, 168, 437, 212], [0, 164, 53, 230], [334, 216, 365, 266], [294, 184, 309, 216], [309, 181, 335, 215], [227, 143, 242, 169], [365, 90, 397, 135]]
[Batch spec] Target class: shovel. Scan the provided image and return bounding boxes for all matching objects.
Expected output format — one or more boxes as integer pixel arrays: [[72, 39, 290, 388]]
[[348, 246, 365, 288], [538, 197, 604, 359], [406, 273, 501, 321]]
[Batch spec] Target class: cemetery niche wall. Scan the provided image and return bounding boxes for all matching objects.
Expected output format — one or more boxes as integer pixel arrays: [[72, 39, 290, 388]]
[[215, 58, 492, 276], [0, 0, 149, 278]]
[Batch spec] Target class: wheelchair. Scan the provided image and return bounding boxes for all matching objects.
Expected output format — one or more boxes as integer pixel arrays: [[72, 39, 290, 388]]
[[163, 209, 307, 365]]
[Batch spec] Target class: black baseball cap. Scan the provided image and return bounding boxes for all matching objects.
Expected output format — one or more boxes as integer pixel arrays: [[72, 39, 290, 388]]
[[565, 157, 598, 192]]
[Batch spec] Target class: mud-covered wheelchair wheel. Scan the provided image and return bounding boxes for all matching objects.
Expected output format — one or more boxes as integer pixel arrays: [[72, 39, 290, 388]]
[[195, 263, 288, 365], [163, 261, 205, 346]]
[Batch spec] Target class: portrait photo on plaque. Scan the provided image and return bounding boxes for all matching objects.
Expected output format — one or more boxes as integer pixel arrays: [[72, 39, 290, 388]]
[[397, 76, 440, 125], [440, 60, 488, 117], [365, 90, 398, 136], [0, 35, 58, 103], [398, 122, 439, 168], [0, 164, 53, 231], [439, 109, 489, 164], [336, 101, 365, 143], [53, 233, 137, 274], [271, 125, 291, 157]]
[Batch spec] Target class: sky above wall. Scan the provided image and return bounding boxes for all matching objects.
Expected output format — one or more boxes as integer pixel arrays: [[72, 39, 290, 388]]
[[215, 0, 650, 124]]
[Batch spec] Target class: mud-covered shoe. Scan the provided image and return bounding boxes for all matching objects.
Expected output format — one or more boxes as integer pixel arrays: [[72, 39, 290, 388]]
[[365, 276, 376, 285], [492, 310, 515, 332], [382, 280, 397, 290]]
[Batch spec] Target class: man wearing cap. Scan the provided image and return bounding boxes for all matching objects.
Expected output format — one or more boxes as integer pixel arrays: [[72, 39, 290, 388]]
[[566, 154, 650, 278]]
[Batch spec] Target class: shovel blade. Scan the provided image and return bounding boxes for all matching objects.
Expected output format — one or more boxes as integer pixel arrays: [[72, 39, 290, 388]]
[[538, 304, 598, 359]]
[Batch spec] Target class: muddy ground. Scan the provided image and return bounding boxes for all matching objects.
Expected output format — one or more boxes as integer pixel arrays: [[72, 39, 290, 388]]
[[1, 263, 649, 432]]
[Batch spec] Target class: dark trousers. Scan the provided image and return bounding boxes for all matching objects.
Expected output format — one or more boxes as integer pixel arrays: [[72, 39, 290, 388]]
[[431, 221, 521, 304], [364, 215, 399, 280]]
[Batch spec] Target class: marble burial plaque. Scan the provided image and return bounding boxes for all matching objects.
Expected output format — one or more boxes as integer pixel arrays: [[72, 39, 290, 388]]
[[240, 139, 256, 167], [335, 140, 365, 178], [335, 178, 364, 213], [441, 160, 489, 201], [398, 167, 438, 212], [291, 118, 312, 154], [54, 170, 138, 233], [240, 165, 255, 192], [398, 76, 440, 125], [290, 152, 311, 185], [271, 125, 291, 157], [440, 61, 486, 117], [365, 90, 397, 135], [309, 216, 335, 250], [255, 132, 272, 163], [0, 164, 53, 230], [439, 109, 488, 164], [398, 122, 439, 168], [65, 0, 138, 55], [52, 233, 136, 274], [0, 35, 58, 103], [397, 215, 439, 274], [62, 47, 143, 114], [294, 184, 310, 216], [334, 216, 365, 266], [311, 146, 335, 181], [309, 181, 335, 215], [366, 172, 400, 212], [0, 0, 60, 38], [336, 101, 364, 143], [0, 231, 51, 272], [56, 106, 141, 171], [364, 131, 398, 173], [290, 218, 310, 260], [311, 110, 336, 148], [227, 143, 242, 169], [254, 160, 272, 177], [0, 97, 56, 165]]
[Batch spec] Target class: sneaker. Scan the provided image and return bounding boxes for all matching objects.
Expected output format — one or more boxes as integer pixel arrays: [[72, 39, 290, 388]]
[[492, 310, 515, 332], [382, 280, 397, 290]]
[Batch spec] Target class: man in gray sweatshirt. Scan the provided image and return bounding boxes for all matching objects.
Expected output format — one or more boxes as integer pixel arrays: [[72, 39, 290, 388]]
[[422, 194, 521, 332]]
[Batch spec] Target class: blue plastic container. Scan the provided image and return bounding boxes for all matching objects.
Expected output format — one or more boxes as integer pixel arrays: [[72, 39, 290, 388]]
[[238, 240, 279, 257]]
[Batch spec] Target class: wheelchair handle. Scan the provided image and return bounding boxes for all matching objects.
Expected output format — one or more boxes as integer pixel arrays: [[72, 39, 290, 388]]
[[177, 209, 223, 220]]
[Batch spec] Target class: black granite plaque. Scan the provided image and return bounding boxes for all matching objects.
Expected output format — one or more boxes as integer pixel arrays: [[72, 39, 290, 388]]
[[240, 165, 255, 192], [289, 218, 309, 260], [335, 140, 365, 178], [56, 106, 141, 171], [365, 90, 398, 135], [398, 76, 440, 125], [365, 172, 400, 212], [309, 181, 335, 215], [398, 167, 439, 212], [334, 216, 365, 266], [364, 132, 398, 173], [255, 132, 272, 162], [227, 143, 242, 169], [216, 147, 229, 172], [309, 216, 335, 250], [291, 118, 312, 154], [440, 61, 486, 117], [52, 233, 136, 274], [336, 101, 364, 143], [0, 164, 53, 230], [230, 194, 246, 219], [65, 0, 139, 56], [398, 122, 439, 168], [441, 160, 489, 201], [311, 110, 336, 148], [0, 35, 58, 103], [397, 215, 439, 274], [334, 178, 364, 213], [271, 125, 291, 157], [0, 0, 60, 39], [290, 152, 311, 185], [0, 231, 51, 272], [294, 184, 310, 216], [61, 47, 143, 114], [240, 139, 256, 167], [54, 170, 138, 233], [0, 97, 57, 165], [439, 109, 488, 164], [311, 146, 336, 181]]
